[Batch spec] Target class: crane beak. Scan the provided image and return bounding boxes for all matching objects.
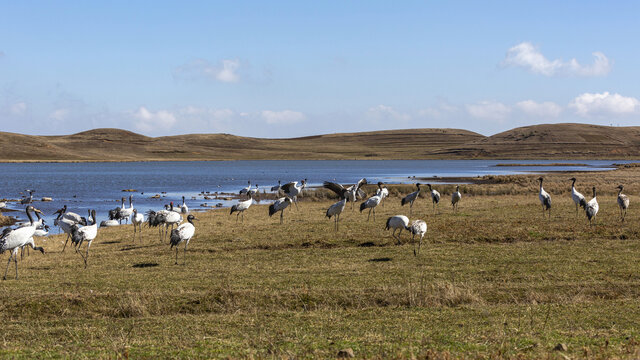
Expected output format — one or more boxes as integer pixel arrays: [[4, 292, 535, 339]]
[[34, 208, 43, 214]]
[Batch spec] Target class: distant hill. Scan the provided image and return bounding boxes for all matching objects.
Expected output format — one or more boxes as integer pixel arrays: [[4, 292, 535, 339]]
[[1, 123, 639, 161], [438, 123, 640, 159]]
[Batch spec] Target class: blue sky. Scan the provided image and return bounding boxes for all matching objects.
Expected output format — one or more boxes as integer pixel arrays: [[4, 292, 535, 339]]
[[1, 1, 639, 137]]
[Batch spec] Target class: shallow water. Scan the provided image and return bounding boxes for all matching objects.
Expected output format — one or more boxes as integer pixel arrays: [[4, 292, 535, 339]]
[[0, 159, 631, 227]]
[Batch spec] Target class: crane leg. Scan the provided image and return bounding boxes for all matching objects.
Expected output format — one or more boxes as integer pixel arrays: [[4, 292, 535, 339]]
[[242, 212, 245, 223], [373, 207, 376, 221], [184, 242, 188, 265], [4, 252, 13, 280], [62, 233, 71, 252], [367, 208, 371, 221], [280, 211, 284, 224], [14, 250, 18, 280], [413, 234, 417, 256]]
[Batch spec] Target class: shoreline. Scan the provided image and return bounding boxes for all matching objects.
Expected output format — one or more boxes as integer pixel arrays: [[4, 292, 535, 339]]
[[1, 157, 640, 164]]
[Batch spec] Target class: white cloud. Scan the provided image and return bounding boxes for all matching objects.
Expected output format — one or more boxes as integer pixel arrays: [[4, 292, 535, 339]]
[[10, 102, 27, 116], [515, 100, 562, 118], [418, 102, 459, 119], [502, 42, 610, 77], [176, 59, 240, 83], [49, 108, 69, 121], [569, 92, 640, 117], [260, 110, 306, 125], [131, 106, 177, 132], [466, 101, 511, 121], [366, 105, 411, 122]]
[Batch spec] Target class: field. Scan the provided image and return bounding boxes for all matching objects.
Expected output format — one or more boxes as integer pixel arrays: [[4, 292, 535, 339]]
[[2, 167, 640, 358]]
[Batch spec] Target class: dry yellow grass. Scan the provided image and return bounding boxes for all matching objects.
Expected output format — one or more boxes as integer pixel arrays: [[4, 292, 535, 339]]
[[3, 123, 640, 161], [1, 167, 640, 358]]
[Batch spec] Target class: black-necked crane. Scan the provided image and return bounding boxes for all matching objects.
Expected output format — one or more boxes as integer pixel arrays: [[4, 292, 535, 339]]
[[163, 202, 183, 240], [326, 189, 349, 231], [20, 190, 34, 205], [71, 210, 97, 268], [451, 185, 462, 212], [401, 183, 421, 216], [385, 215, 409, 244], [132, 208, 144, 241], [53, 205, 84, 224], [269, 197, 292, 224], [247, 184, 260, 198], [281, 179, 306, 210], [180, 196, 189, 215], [360, 194, 382, 221], [170, 214, 197, 265], [585, 186, 599, 226], [616, 185, 629, 222], [427, 184, 440, 213], [146, 208, 167, 241], [119, 196, 133, 224], [54, 207, 87, 252], [347, 178, 368, 209], [230, 196, 253, 223], [408, 219, 427, 256], [375, 182, 389, 207], [569, 178, 587, 215], [271, 180, 282, 194], [0, 206, 45, 280], [239, 181, 252, 197], [537, 178, 551, 219], [323, 179, 367, 211]]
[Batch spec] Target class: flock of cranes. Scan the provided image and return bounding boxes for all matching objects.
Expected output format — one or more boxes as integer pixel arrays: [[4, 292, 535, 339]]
[[538, 177, 629, 226], [0, 175, 633, 280]]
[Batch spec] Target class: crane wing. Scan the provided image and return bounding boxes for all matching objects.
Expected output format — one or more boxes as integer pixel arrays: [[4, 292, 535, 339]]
[[323, 181, 345, 196], [280, 182, 298, 194]]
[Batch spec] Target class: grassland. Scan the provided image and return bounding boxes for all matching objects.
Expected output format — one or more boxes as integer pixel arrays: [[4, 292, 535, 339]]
[[3, 123, 640, 161], [1, 167, 640, 358]]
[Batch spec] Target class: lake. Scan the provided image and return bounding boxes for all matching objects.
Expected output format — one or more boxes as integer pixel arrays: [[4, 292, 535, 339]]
[[0, 160, 632, 227]]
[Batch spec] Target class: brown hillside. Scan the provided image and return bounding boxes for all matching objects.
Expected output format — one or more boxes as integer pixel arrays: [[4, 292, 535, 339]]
[[1, 124, 640, 161], [433, 123, 640, 159], [0, 128, 484, 161]]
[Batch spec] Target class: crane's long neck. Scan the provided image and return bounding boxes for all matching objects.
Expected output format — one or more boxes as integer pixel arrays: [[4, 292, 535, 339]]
[[26, 208, 34, 225], [593, 188, 597, 198], [618, 187, 623, 196], [571, 179, 576, 190]]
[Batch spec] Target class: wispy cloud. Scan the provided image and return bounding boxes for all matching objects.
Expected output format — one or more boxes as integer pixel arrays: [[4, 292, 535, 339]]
[[515, 100, 562, 118], [502, 42, 611, 77], [175, 59, 241, 83], [260, 110, 306, 125], [49, 108, 70, 121], [131, 106, 177, 132], [569, 92, 640, 117], [366, 105, 411, 122], [466, 101, 511, 121], [10, 102, 27, 116]]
